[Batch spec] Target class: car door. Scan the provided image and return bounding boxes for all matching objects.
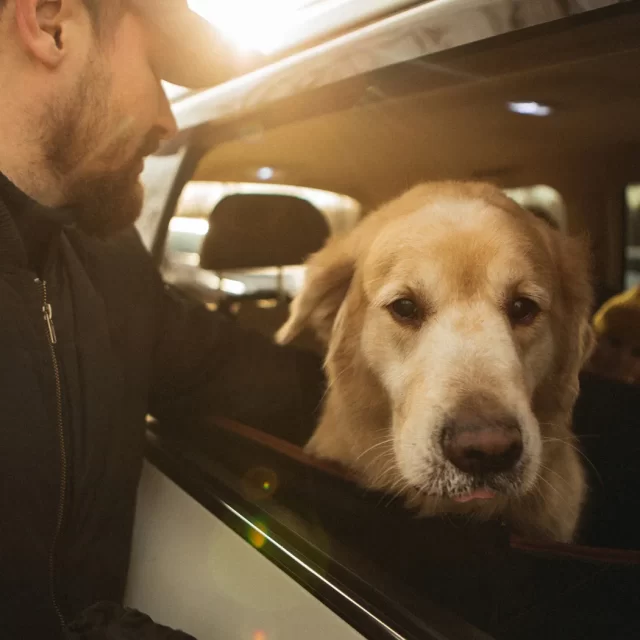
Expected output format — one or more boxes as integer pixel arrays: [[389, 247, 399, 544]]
[[129, 1, 640, 638]]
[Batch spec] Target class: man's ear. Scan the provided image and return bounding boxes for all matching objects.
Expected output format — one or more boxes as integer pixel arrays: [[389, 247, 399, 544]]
[[276, 236, 355, 346], [15, 0, 75, 69]]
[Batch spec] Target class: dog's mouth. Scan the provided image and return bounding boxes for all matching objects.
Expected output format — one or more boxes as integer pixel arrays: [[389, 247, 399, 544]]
[[451, 487, 497, 503], [412, 469, 525, 503]]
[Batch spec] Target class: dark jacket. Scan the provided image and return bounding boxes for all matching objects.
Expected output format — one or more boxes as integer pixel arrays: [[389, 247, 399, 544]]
[[0, 174, 325, 639], [65, 601, 197, 640]]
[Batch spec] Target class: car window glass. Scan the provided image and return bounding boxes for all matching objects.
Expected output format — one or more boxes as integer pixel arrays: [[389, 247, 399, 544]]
[[625, 184, 640, 289], [148, 4, 640, 639], [161, 181, 361, 300]]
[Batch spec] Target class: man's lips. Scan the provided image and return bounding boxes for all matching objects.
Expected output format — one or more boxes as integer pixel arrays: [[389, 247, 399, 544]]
[[452, 488, 497, 503]]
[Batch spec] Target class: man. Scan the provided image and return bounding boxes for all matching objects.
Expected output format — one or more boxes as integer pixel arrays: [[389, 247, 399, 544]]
[[0, 1, 325, 637]]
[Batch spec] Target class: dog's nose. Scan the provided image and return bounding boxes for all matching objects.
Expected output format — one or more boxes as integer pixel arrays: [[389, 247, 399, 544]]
[[441, 419, 523, 475]]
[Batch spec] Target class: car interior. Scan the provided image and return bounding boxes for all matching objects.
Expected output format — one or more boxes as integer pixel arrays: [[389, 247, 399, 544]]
[[144, 4, 640, 639]]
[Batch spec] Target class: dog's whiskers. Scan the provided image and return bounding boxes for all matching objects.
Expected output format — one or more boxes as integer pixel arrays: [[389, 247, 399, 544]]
[[534, 472, 577, 516], [537, 463, 572, 490], [368, 458, 398, 487], [361, 445, 395, 473], [324, 362, 355, 394], [382, 477, 413, 508], [539, 428, 601, 440], [541, 436, 603, 486], [355, 437, 395, 463]]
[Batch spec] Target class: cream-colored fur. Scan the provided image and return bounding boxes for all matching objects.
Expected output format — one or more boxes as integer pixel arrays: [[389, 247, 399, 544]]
[[277, 181, 595, 542]]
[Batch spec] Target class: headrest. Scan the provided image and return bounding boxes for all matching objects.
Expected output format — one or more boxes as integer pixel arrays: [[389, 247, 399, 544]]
[[200, 193, 330, 271]]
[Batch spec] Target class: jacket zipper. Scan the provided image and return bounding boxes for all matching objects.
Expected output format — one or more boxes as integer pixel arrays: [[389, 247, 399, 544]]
[[37, 278, 67, 631]]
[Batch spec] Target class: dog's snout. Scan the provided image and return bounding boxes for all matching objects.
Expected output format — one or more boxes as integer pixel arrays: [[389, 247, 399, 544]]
[[442, 424, 522, 474], [441, 406, 523, 475]]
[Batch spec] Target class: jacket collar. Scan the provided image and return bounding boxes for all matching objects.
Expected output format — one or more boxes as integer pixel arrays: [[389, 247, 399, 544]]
[[0, 185, 28, 270], [0, 172, 72, 272]]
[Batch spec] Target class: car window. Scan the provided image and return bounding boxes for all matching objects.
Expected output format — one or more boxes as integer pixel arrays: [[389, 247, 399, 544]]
[[504, 185, 566, 230], [145, 3, 640, 639], [161, 181, 361, 301], [625, 184, 640, 289]]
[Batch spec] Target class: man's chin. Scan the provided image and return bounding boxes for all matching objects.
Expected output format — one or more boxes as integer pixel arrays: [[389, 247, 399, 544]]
[[69, 175, 144, 238]]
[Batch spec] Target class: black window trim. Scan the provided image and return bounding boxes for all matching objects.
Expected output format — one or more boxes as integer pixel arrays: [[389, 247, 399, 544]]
[[144, 430, 496, 640]]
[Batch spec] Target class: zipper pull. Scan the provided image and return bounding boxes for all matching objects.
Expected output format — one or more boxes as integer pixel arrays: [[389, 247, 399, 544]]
[[37, 279, 58, 345], [43, 302, 57, 345]]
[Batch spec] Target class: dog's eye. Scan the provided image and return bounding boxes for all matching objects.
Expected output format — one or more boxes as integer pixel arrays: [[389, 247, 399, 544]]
[[389, 298, 420, 323], [508, 297, 540, 325]]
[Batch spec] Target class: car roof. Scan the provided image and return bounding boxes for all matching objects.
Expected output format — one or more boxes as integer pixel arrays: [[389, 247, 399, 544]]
[[169, 0, 624, 132]]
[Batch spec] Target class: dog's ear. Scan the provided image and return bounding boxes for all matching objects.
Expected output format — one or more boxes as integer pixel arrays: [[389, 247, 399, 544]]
[[276, 237, 355, 346], [550, 227, 596, 382], [560, 233, 595, 367], [531, 221, 596, 420]]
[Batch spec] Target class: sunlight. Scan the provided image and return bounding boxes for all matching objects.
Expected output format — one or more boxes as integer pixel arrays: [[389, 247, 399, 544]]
[[188, 0, 316, 54]]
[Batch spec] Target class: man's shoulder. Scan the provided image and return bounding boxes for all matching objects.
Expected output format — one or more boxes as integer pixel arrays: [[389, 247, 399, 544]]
[[63, 224, 161, 300], [64, 224, 154, 269]]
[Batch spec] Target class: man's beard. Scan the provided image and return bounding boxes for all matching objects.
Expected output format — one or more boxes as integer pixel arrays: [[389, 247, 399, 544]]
[[43, 55, 159, 238], [62, 155, 146, 238]]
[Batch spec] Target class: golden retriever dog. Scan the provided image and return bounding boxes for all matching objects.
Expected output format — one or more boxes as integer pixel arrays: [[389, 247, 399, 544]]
[[277, 181, 595, 542]]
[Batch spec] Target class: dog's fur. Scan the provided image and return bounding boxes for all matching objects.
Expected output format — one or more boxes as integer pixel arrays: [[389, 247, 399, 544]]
[[277, 181, 595, 542]]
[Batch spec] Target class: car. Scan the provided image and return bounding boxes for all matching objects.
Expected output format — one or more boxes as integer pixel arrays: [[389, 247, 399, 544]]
[[127, 1, 640, 638]]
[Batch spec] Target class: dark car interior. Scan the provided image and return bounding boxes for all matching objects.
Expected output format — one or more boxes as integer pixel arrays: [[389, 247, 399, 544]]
[[148, 4, 640, 639], [198, 192, 329, 352]]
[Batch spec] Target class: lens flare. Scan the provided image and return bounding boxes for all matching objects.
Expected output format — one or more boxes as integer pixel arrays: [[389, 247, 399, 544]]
[[242, 467, 279, 501], [248, 521, 268, 549]]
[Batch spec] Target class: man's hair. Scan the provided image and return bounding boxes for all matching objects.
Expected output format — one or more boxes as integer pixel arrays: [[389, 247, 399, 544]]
[[0, 1, 127, 37]]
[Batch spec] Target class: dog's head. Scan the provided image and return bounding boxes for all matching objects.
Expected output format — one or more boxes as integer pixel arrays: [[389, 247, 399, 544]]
[[278, 182, 594, 506]]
